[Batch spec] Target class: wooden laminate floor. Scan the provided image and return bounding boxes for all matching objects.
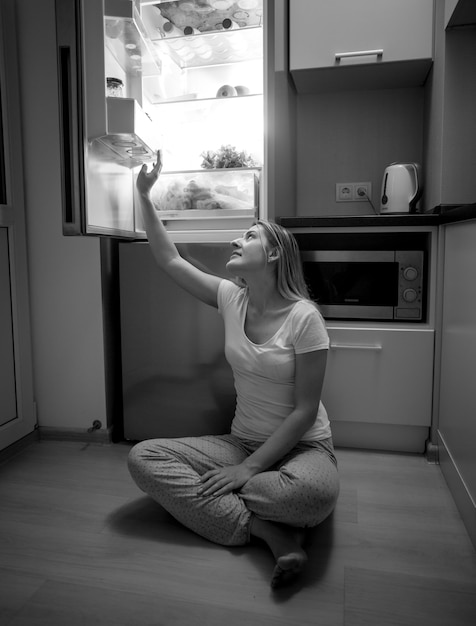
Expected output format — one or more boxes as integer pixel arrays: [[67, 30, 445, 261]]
[[0, 440, 475, 625]]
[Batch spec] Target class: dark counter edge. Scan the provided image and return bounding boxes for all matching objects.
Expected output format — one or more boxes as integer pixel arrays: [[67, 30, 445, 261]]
[[278, 204, 476, 229]]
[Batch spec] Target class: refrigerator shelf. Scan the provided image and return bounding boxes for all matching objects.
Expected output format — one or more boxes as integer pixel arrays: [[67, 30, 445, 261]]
[[149, 26, 262, 70], [145, 90, 261, 105], [153, 209, 256, 220]]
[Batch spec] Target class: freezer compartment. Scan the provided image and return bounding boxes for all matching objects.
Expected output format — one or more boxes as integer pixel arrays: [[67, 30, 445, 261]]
[[149, 167, 260, 219]]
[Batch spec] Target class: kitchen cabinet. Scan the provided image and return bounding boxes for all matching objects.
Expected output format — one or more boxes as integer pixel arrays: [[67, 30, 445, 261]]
[[424, 0, 476, 209], [322, 326, 435, 452], [445, 0, 476, 28], [437, 219, 476, 548], [289, 0, 434, 93]]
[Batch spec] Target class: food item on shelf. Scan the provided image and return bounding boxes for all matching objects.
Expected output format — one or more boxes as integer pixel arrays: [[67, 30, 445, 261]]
[[215, 184, 249, 202], [160, 181, 187, 211], [216, 84, 237, 98], [106, 77, 124, 97], [182, 180, 218, 209], [200, 145, 258, 169], [234, 85, 250, 95]]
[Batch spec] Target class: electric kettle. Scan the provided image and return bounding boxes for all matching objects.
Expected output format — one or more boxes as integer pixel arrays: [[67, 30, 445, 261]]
[[380, 162, 422, 214]]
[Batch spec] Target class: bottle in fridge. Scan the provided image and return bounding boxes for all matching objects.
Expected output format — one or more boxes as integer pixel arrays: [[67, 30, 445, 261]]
[[55, 0, 265, 242]]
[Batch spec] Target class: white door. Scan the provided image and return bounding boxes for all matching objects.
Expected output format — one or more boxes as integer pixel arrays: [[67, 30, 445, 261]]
[[0, 0, 36, 451]]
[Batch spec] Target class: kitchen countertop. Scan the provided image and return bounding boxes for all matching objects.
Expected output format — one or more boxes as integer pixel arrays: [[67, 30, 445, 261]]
[[279, 203, 476, 229]]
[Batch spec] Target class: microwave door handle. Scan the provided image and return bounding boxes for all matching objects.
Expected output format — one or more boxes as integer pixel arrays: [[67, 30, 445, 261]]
[[330, 343, 383, 351]]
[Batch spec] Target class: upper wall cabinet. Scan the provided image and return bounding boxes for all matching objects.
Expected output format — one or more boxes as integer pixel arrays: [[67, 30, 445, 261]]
[[445, 0, 476, 28], [290, 0, 434, 93]]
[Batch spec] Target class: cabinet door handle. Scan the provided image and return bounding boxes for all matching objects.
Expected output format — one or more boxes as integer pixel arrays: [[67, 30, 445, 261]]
[[330, 343, 383, 351], [335, 49, 383, 61]]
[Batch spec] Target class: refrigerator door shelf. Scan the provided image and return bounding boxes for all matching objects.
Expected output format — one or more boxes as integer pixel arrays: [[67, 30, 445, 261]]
[[104, 3, 162, 81], [94, 98, 159, 166]]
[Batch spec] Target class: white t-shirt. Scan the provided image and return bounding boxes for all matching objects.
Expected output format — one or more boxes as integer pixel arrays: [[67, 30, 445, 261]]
[[217, 279, 332, 442]]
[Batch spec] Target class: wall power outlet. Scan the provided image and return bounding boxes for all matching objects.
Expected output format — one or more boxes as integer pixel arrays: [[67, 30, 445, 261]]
[[336, 182, 372, 202]]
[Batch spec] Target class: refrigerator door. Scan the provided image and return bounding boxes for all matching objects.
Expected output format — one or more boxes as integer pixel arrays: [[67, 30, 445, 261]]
[[55, 0, 159, 237], [120, 241, 236, 441]]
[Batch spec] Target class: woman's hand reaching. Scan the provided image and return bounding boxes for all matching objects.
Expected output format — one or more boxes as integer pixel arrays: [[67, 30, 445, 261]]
[[136, 150, 163, 196], [198, 463, 255, 497]]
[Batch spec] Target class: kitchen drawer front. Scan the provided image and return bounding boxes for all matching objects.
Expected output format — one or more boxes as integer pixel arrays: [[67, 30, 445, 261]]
[[322, 327, 434, 427]]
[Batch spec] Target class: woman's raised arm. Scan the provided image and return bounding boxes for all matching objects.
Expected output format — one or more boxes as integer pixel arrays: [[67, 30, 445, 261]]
[[136, 151, 222, 308]]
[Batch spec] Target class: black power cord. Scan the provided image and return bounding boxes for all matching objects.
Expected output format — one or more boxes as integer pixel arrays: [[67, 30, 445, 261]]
[[355, 187, 379, 214]]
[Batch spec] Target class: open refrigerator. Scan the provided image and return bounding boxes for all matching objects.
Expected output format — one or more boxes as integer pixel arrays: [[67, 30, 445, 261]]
[[55, 0, 265, 242], [55, 0, 271, 440]]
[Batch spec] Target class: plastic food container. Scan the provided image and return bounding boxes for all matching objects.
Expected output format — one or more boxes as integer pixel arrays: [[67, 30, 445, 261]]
[[150, 168, 260, 219]]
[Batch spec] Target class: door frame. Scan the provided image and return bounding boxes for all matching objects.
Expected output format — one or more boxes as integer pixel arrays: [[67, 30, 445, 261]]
[[0, 0, 37, 451]]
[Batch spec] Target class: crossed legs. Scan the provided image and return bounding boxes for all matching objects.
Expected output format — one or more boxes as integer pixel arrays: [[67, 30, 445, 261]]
[[128, 434, 339, 587]]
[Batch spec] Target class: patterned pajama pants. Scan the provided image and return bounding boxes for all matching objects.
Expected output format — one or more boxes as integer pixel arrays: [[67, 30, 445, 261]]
[[127, 434, 340, 546]]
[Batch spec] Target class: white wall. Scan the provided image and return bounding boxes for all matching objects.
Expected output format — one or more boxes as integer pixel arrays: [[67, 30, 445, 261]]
[[16, 0, 107, 431], [295, 87, 425, 216]]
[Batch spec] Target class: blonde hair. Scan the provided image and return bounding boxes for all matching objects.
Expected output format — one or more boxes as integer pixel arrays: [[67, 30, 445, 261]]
[[256, 219, 313, 303]]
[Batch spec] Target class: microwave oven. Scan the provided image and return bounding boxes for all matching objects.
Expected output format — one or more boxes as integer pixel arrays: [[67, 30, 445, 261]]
[[300, 249, 425, 322]]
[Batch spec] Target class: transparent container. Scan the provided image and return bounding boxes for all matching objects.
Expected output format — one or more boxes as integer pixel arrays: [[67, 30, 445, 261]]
[[149, 168, 260, 220], [104, 5, 162, 105], [106, 77, 124, 97], [143, 0, 263, 37]]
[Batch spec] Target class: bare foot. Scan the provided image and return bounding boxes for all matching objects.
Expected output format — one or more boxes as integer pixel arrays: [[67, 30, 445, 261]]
[[271, 551, 308, 589], [250, 518, 308, 588]]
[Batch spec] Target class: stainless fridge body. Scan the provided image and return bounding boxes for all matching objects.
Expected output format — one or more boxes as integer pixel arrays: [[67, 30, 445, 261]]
[[120, 241, 236, 441]]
